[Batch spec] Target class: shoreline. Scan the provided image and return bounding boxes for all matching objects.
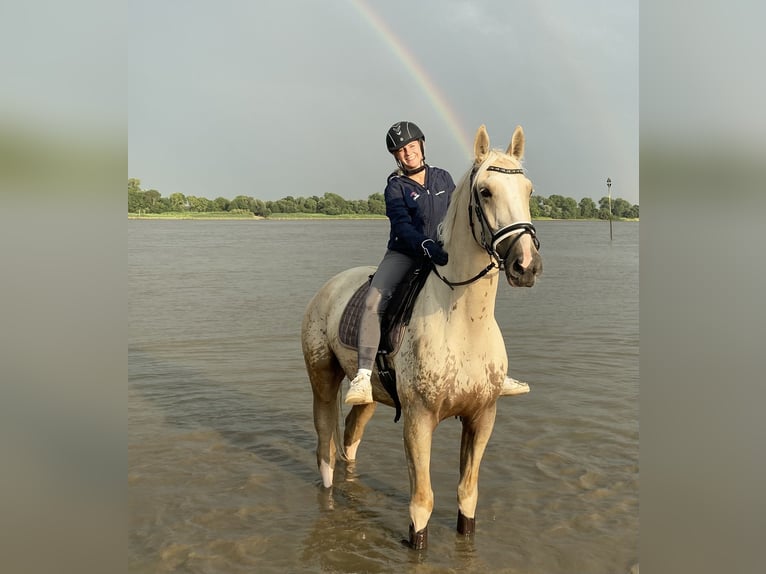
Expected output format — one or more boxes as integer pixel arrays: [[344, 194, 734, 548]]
[[128, 213, 638, 222], [128, 213, 386, 221]]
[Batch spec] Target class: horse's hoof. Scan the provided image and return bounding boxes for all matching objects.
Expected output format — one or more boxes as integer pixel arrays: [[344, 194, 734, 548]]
[[456, 511, 475, 535], [402, 523, 428, 550]]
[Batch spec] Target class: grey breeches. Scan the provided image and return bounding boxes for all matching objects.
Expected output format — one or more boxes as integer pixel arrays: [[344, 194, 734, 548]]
[[357, 249, 415, 371]]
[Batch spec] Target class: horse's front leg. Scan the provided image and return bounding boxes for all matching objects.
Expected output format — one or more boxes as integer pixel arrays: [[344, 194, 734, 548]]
[[402, 407, 437, 549], [457, 403, 497, 535]]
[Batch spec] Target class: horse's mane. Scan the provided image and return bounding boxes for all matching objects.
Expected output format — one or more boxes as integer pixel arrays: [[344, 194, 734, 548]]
[[439, 149, 524, 246], [438, 164, 473, 246]]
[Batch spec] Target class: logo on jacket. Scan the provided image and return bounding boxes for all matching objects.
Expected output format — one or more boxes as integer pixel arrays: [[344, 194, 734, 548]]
[[410, 191, 420, 200]]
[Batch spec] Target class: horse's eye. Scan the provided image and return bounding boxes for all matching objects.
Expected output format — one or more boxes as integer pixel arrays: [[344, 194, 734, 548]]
[[480, 188, 492, 198]]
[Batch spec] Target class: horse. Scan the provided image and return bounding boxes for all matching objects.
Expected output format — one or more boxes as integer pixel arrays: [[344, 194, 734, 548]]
[[301, 124, 542, 549]]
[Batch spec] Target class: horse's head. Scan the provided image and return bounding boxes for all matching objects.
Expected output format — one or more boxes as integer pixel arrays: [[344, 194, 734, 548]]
[[469, 125, 543, 287]]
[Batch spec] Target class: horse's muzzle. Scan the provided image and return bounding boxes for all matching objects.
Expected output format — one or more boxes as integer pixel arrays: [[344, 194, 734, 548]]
[[504, 250, 542, 287]]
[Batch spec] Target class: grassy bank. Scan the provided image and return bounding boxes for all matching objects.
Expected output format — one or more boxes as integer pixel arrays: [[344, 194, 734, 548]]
[[128, 212, 386, 220], [128, 211, 262, 220], [267, 213, 387, 220], [129, 212, 637, 222]]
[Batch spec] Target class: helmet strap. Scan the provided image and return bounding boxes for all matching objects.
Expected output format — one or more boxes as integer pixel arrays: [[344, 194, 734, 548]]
[[397, 160, 426, 176]]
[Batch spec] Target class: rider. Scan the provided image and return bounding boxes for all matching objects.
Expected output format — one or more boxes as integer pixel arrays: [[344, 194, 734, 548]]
[[344, 121, 530, 405]]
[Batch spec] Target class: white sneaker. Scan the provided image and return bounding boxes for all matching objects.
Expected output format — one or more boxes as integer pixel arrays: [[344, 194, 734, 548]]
[[345, 372, 373, 405], [500, 376, 530, 396]]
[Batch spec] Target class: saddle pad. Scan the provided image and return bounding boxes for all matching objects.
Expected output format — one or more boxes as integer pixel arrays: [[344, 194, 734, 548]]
[[338, 279, 371, 349], [338, 267, 421, 355]]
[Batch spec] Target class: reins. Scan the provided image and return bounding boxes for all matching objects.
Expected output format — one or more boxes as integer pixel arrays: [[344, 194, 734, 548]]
[[431, 259, 497, 289], [432, 163, 540, 290]]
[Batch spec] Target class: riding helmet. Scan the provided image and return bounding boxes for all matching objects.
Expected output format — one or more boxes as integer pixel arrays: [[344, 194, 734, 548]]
[[385, 121, 425, 153]]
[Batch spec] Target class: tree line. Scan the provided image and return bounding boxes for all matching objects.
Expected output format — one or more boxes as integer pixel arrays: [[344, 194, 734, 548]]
[[128, 178, 638, 219]]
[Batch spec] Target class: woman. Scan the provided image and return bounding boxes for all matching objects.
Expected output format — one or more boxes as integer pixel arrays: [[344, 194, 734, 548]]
[[345, 121, 529, 405]]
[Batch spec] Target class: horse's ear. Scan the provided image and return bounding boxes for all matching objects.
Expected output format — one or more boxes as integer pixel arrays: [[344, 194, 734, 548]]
[[506, 125, 525, 160], [474, 125, 490, 164]]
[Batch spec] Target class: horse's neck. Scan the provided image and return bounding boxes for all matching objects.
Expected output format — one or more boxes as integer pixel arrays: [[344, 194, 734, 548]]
[[435, 217, 501, 318]]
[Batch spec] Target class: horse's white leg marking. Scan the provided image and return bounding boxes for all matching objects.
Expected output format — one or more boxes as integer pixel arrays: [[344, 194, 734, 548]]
[[345, 438, 361, 461], [320, 458, 334, 488], [410, 498, 433, 534], [343, 402, 377, 462], [404, 411, 436, 533]]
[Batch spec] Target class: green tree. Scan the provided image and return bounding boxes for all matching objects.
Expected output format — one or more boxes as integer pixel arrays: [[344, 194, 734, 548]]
[[597, 196, 613, 219], [546, 195, 578, 219], [169, 192, 187, 211], [275, 197, 297, 213], [319, 192, 348, 215], [368, 193, 385, 215], [128, 178, 141, 193], [126, 177, 635, 221], [561, 197, 578, 219], [230, 195, 255, 211], [158, 197, 172, 212], [612, 198, 632, 218], [128, 190, 146, 212], [302, 197, 317, 213], [252, 199, 270, 217], [213, 197, 230, 211], [539, 197, 552, 218], [351, 199, 368, 214], [187, 196, 212, 212], [144, 190, 162, 212], [579, 197, 597, 218]]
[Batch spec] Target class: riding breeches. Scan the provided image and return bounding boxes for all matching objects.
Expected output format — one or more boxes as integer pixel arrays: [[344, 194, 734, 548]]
[[357, 249, 414, 371]]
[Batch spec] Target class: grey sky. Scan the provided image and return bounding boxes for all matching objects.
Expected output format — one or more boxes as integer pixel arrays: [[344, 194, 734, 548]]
[[129, 0, 638, 204]]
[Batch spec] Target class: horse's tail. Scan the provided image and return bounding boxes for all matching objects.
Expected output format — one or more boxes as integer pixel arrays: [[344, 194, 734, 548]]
[[334, 390, 350, 462]]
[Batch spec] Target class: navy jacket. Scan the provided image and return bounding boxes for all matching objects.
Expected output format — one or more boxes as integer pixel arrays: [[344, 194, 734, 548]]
[[384, 165, 455, 259]]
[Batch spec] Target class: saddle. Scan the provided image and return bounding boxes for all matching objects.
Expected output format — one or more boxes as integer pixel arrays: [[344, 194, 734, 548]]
[[338, 261, 432, 421]]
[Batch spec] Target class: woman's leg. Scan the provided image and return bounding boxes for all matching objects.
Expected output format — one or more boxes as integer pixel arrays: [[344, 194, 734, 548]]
[[346, 250, 414, 405]]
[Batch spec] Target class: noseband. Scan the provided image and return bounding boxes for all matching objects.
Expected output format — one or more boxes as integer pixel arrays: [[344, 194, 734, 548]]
[[432, 164, 540, 290]]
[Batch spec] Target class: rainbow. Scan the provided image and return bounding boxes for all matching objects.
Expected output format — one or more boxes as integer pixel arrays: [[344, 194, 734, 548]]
[[349, 0, 472, 158]]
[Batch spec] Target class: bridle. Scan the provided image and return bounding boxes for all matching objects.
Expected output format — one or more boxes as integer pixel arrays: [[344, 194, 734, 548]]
[[470, 165, 540, 259], [432, 163, 540, 290]]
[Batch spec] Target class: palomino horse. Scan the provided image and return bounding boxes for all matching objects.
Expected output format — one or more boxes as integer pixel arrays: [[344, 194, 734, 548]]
[[301, 125, 542, 549]]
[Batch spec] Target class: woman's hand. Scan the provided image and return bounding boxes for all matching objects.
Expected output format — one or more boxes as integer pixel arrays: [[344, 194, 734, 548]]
[[421, 239, 449, 266]]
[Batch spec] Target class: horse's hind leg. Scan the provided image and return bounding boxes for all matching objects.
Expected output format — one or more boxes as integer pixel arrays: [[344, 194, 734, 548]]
[[456, 404, 497, 535], [308, 355, 344, 489], [343, 402, 377, 461]]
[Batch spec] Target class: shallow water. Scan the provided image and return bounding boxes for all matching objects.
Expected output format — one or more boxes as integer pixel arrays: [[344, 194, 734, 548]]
[[129, 219, 638, 573]]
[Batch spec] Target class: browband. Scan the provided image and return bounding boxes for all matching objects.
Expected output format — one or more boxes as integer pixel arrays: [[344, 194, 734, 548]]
[[485, 166, 524, 175]]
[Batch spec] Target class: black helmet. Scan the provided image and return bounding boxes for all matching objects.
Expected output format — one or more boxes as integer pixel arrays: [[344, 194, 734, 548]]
[[385, 121, 425, 153]]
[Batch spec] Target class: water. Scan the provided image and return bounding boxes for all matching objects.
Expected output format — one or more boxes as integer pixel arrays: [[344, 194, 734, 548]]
[[129, 219, 638, 573]]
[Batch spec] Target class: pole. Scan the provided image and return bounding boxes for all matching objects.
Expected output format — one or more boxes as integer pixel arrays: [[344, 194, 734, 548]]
[[606, 177, 612, 241]]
